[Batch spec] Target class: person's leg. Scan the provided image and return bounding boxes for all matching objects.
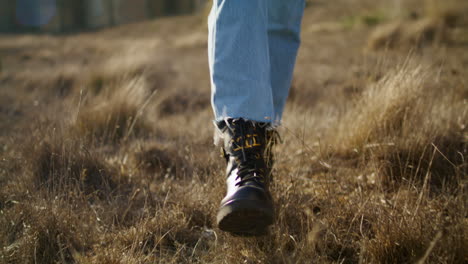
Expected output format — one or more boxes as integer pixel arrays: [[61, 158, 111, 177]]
[[208, 0, 277, 236], [268, 0, 305, 122], [208, 0, 274, 123]]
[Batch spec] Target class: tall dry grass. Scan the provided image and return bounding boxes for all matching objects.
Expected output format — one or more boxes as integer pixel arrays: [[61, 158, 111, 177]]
[[73, 77, 156, 144], [328, 60, 465, 189]]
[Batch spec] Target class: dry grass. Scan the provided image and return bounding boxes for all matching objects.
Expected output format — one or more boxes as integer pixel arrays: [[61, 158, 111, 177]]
[[73, 77, 156, 144], [0, 0, 467, 263], [328, 61, 465, 189], [367, 0, 468, 50]]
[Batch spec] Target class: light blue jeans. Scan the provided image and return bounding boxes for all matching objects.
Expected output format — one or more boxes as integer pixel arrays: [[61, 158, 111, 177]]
[[208, 0, 305, 124]]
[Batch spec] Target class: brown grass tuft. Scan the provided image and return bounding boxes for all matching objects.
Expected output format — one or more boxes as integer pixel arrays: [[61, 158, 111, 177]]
[[80, 195, 214, 263], [367, 0, 467, 50], [329, 61, 466, 189], [26, 135, 122, 197], [1, 200, 96, 263], [73, 77, 155, 144], [360, 190, 467, 263], [132, 142, 186, 179]]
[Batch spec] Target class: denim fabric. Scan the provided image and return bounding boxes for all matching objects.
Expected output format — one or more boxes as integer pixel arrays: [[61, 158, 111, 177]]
[[208, 0, 305, 124]]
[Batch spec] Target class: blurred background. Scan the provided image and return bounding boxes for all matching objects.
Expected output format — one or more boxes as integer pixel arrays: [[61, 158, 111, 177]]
[[0, 0, 208, 33]]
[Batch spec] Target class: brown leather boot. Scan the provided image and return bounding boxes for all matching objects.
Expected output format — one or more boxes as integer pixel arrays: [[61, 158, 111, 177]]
[[215, 118, 275, 236]]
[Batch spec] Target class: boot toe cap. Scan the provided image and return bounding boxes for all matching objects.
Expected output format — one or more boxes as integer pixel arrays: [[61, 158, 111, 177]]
[[217, 186, 275, 235]]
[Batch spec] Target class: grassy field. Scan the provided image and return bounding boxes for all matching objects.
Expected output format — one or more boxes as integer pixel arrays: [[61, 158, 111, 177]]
[[0, 0, 467, 263]]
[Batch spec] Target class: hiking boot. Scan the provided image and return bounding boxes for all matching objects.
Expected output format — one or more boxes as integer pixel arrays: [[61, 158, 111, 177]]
[[215, 118, 276, 236]]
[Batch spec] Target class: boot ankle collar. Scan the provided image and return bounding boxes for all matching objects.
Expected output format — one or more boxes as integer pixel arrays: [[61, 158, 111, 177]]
[[215, 118, 272, 131], [213, 118, 276, 146]]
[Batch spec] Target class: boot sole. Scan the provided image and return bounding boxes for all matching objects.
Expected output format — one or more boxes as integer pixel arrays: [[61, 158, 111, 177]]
[[217, 200, 274, 236]]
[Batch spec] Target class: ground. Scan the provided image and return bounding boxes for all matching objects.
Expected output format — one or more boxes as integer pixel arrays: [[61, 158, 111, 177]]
[[0, 0, 467, 263]]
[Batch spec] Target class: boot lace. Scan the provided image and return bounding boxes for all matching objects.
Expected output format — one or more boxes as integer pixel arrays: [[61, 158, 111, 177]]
[[236, 151, 266, 186], [226, 120, 267, 187]]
